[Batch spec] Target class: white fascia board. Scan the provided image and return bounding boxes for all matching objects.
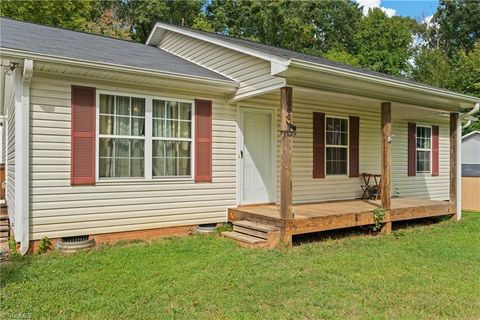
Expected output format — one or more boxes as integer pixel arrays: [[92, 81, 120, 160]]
[[147, 23, 291, 66], [0, 48, 238, 88], [271, 61, 289, 75], [290, 59, 480, 108], [229, 81, 287, 102]]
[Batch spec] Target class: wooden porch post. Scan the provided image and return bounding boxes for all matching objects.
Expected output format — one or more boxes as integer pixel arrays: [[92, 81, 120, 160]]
[[380, 102, 392, 233], [280, 86, 293, 244], [449, 113, 459, 219]]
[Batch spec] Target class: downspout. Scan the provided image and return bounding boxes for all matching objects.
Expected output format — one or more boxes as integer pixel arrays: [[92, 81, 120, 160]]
[[455, 115, 462, 220], [461, 103, 479, 129], [15, 59, 32, 255]]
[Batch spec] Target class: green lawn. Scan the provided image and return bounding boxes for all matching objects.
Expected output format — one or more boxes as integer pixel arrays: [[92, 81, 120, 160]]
[[1, 212, 479, 320]]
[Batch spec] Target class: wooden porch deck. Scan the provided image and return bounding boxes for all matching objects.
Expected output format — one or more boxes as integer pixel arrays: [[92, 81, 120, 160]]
[[228, 198, 452, 237]]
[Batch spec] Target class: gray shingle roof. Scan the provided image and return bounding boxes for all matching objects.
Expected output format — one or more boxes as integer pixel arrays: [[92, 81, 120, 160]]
[[156, 22, 471, 95], [0, 17, 232, 82]]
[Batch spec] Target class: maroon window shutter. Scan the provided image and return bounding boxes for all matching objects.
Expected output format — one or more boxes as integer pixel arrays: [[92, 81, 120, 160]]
[[71, 86, 96, 185], [349, 116, 360, 177], [432, 125, 439, 176], [313, 112, 325, 178], [195, 99, 212, 182], [408, 122, 416, 176]]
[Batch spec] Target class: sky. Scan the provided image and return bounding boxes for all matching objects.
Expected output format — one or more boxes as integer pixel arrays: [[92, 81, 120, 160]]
[[356, 0, 439, 21]]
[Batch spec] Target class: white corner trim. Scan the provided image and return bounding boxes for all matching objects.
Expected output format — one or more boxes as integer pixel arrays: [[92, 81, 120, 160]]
[[456, 115, 462, 220], [15, 59, 32, 255]]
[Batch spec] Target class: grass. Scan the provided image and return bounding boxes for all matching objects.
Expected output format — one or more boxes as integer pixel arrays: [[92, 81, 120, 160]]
[[1, 212, 479, 320]]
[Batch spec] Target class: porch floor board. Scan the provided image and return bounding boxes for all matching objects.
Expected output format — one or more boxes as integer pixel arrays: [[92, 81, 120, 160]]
[[228, 198, 451, 236]]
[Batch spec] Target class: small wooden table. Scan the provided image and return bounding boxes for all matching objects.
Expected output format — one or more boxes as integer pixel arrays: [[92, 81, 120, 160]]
[[361, 173, 382, 200]]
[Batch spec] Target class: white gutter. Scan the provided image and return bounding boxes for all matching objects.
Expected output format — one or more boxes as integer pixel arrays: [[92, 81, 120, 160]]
[[0, 48, 238, 88], [15, 59, 32, 255], [290, 59, 480, 107], [461, 103, 479, 129]]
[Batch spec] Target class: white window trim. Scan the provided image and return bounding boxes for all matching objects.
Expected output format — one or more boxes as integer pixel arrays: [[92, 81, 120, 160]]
[[325, 115, 349, 177], [416, 124, 432, 174], [95, 90, 195, 182]]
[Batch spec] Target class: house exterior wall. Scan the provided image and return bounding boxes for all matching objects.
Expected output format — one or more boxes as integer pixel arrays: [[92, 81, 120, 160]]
[[462, 133, 480, 165], [241, 93, 451, 204], [28, 74, 237, 240], [158, 31, 285, 99]]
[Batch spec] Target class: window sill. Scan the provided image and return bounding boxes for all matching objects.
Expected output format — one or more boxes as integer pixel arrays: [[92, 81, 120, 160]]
[[96, 177, 195, 184]]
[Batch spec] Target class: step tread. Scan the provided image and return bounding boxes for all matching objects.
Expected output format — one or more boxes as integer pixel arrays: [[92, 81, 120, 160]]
[[232, 220, 278, 232], [233, 225, 268, 239], [222, 231, 266, 244]]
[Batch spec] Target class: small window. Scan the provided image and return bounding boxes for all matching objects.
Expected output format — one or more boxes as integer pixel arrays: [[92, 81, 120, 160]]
[[326, 117, 348, 175], [416, 126, 432, 173], [152, 100, 193, 177], [99, 94, 146, 178]]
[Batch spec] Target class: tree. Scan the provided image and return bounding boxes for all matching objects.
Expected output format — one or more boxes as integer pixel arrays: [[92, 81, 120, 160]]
[[118, 0, 205, 42], [0, 0, 97, 31], [356, 8, 417, 76], [429, 0, 480, 57], [84, 7, 132, 40]]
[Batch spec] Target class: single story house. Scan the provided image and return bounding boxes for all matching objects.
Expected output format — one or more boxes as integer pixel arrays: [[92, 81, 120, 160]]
[[461, 131, 480, 212], [1, 17, 479, 253]]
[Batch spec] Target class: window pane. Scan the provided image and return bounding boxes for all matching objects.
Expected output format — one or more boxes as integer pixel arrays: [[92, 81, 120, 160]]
[[99, 138, 114, 157], [326, 117, 348, 146], [153, 140, 165, 157], [130, 158, 144, 177], [99, 115, 114, 135], [178, 141, 191, 158], [326, 147, 347, 175], [165, 119, 179, 138], [131, 118, 145, 136], [99, 158, 113, 177], [114, 158, 130, 177], [115, 116, 130, 136], [130, 140, 144, 158], [165, 141, 178, 157], [326, 132, 334, 145], [165, 158, 177, 176], [152, 157, 165, 176], [153, 119, 164, 137], [178, 158, 190, 176], [179, 103, 192, 120], [179, 121, 191, 138], [417, 150, 431, 172], [116, 96, 130, 115], [166, 101, 178, 119], [153, 100, 165, 118], [131, 98, 145, 117], [100, 94, 114, 114], [115, 138, 129, 157]]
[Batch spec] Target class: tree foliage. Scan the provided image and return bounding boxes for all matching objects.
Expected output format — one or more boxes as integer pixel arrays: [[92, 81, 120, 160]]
[[1, 0, 478, 132]]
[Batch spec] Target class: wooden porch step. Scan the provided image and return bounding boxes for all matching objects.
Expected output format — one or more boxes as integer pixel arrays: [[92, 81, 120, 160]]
[[222, 231, 267, 247], [0, 225, 8, 232], [223, 220, 280, 248], [233, 220, 278, 232]]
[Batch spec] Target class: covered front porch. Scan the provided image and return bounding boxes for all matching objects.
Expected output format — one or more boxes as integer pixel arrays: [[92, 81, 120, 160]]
[[227, 84, 463, 245], [229, 198, 451, 239]]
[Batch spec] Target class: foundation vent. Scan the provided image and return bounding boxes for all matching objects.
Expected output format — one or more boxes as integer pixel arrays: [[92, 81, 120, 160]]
[[56, 235, 95, 253]]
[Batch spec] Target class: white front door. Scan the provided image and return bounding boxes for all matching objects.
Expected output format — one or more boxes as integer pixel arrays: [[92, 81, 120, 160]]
[[240, 109, 274, 204]]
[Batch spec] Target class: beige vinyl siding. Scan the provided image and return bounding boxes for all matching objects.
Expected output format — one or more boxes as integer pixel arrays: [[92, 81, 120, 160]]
[[29, 75, 237, 240], [5, 72, 15, 221], [159, 31, 285, 100], [242, 92, 450, 204]]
